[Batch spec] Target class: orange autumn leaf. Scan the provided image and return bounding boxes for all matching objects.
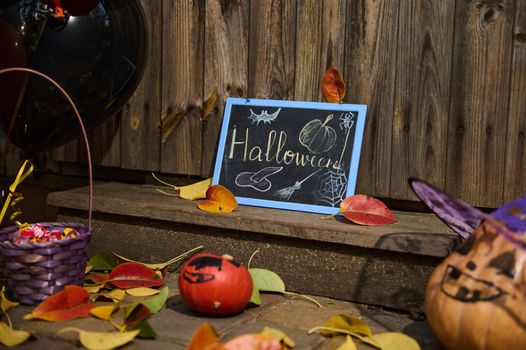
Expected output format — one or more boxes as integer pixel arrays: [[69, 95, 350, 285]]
[[197, 185, 237, 213], [24, 285, 95, 321], [187, 323, 224, 350], [88, 272, 109, 284], [339, 195, 398, 226], [322, 66, 346, 103]]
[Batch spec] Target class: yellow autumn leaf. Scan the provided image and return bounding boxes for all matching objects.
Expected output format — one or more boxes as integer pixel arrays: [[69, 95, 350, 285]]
[[371, 332, 421, 350], [103, 289, 126, 303], [337, 336, 358, 350], [261, 326, 295, 348], [0, 287, 18, 313], [84, 284, 104, 294], [85, 265, 93, 274], [57, 327, 139, 350], [125, 287, 160, 297], [152, 173, 211, 200], [90, 306, 116, 321], [308, 314, 380, 349], [0, 322, 30, 347]]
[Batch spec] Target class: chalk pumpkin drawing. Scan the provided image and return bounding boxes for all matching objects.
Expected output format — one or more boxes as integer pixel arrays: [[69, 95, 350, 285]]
[[299, 114, 337, 154], [248, 108, 281, 125], [410, 179, 526, 350], [235, 166, 283, 192]]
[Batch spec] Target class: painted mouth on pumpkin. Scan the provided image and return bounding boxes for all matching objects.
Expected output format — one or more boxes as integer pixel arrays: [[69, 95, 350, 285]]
[[441, 265, 507, 302], [182, 271, 215, 284]]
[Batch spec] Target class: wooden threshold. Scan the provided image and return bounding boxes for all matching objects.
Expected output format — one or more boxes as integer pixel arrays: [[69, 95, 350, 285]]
[[48, 182, 458, 258]]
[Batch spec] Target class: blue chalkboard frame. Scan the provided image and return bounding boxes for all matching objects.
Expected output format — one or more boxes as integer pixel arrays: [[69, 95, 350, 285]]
[[212, 97, 367, 214]]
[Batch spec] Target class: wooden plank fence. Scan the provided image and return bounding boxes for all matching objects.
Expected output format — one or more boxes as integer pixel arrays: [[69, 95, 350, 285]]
[[1, 0, 524, 208]]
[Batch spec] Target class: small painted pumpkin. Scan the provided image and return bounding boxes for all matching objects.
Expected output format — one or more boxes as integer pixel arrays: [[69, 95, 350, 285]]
[[425, 219, 526, 350], [409, 179, 526, 350], [178, 253, 253, 315]]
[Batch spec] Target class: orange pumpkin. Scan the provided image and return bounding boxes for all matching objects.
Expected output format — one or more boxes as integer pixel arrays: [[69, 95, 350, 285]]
[[425, 220, 526, 350], [178, 253, 253, 315]]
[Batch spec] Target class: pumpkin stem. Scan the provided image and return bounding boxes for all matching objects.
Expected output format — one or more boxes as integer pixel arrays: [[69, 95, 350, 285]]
[[222, 254, 234, 260], [322, 114, 334, 127], [247, 249, 260, 269]]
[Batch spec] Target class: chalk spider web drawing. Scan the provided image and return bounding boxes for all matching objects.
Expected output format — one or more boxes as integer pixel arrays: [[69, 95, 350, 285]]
[[316, 170, 348, 207], [248, 108, 281, 125], [274, 169, 322, 200]]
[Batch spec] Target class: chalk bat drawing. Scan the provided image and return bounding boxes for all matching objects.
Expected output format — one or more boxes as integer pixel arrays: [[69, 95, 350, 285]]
[[299, 114, 337, 154], [248, 108, 281, 125], [315, 170, 348, 207], [235, 166, 283, 192], [274, 169, 322, 200], [337, 112, 356, 168]]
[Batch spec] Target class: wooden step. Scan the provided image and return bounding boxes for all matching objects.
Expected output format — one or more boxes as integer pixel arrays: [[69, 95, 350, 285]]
[[48, 182, 458, 311]]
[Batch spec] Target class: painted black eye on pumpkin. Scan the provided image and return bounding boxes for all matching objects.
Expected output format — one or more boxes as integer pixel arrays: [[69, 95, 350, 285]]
[[489, 250, 516, 278]]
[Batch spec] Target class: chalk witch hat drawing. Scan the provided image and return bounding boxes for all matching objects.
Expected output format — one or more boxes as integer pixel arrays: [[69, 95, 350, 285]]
[[409, 179, 526, 350], [235, 167, 283, 192]]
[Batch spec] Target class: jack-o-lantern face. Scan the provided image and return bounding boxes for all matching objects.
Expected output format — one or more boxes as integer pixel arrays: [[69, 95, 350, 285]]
[[440, 228, 518, 303], [410, 179, 526, 350], [425, 220, 526, 350]]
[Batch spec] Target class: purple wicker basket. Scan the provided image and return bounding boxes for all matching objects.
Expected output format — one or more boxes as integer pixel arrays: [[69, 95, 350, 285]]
[[0, 222, 92, 305], [0, 68, 96, 306]]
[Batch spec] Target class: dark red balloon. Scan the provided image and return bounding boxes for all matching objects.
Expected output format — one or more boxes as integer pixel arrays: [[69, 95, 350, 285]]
[[0, 0, 147, 154]]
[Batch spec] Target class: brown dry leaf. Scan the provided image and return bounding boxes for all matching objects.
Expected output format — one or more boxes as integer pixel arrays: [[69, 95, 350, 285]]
[[322, 66, 346, 103], [160, 108, 185, 143], [203, 88, 219, 119]]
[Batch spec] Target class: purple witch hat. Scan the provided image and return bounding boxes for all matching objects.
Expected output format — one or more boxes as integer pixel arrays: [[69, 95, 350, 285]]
[[409, 179, 526, 248]]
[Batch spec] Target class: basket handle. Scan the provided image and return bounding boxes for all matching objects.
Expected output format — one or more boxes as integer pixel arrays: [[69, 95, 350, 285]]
[[0, 67, 93, 228]]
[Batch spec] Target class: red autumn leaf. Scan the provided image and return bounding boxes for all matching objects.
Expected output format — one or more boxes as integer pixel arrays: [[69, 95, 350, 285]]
[[108, 262, 164, 289], [322, 66, 346, 103], [24, 285, 94, 321], [197, 185, 238, 213], [340, 195, 398, 226]]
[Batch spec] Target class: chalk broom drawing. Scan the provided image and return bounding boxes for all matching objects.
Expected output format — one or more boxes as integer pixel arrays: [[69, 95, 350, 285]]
[[316, 170, 348, 207], [248, 108, 281, 125], [274, 169, 322, 200], [299, 114, 337, 154], [337, 112, 356, 169], [235, 166, 283, 192]]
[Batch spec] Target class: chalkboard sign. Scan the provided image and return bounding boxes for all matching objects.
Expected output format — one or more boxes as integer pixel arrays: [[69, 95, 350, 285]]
[[212, 98, 367, 214]]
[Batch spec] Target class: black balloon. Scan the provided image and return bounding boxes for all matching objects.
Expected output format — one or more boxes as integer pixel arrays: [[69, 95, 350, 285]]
[[0, 0, 147, 153]]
